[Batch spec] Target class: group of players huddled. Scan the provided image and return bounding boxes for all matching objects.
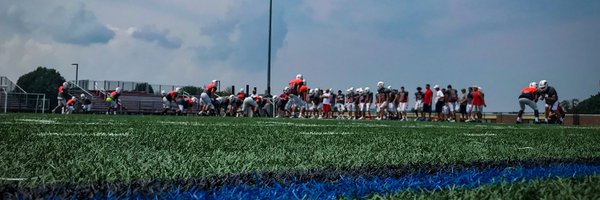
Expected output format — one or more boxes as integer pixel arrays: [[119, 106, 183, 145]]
[[51, 75, 563, 124], [274, 74, 488, 122], [160, 80, 271, 117]]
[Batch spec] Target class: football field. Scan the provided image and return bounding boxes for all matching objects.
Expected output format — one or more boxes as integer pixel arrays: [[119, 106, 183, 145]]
[[1, 113, 599, 199]]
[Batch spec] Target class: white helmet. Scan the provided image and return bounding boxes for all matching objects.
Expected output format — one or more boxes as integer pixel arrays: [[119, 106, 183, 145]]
[[115, 87, 122, 93], [240, 88, 245, 92], [433, 85, 440, 89], [192, 97, 198, 103], [377, 81, 384, 88], [364, 87, 370, 92], [296, 74, 303, 80], [212, 80, 218, 83], [346, 88, 352, 93], [356, 87, 362, 93], [309, 89, 314, 94], [229, 95, 235, 99], [62, 82, 69, 88], [71, 96, 77, 100], [80, 94, 85, 98], [529, 82, 538, 89], [314, 88, 319, 93], [161, 90, 166, 96], [539, 80, 548, 89]]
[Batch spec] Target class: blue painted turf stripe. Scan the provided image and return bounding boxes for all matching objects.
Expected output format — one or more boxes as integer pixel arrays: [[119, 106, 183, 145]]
[[83, 163, 600, 199]]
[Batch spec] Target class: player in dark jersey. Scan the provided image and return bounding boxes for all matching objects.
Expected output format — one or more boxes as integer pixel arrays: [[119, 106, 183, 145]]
[[413, 87, 424, 121], [446, 85, 459, 122], [365, 87, 373, 119], [375, 81, 388, 120], [538, 80, 564, 124]]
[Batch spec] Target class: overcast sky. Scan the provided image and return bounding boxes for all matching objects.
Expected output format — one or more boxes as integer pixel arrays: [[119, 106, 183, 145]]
[[1, 0, 599, 111]]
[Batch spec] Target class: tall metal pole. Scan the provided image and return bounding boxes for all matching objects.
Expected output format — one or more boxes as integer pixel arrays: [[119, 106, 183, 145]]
[[72, 63, 79, 84], [267, 0, 272, 96]]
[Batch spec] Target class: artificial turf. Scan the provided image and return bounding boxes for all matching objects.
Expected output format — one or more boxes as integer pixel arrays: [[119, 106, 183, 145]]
[[0, 113, 599, 198]]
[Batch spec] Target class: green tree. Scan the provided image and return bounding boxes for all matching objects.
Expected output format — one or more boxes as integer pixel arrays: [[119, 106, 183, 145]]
[[16, 66, 66, 109], [134, 83, 154, 93], [571, 93, 600, 114], [182, 86, 203, 95]]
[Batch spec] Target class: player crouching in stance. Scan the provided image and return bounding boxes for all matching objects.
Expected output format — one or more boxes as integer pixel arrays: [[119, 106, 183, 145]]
[[285, 74, 306, 118], [65, 96, 78, 114], [199, 80, 218, 116], [241, 95, 260, 117], [181, 96, 198, 115], [275, 88, 289, 118], [517, 82, 541, 124], [538, 80, 564, 124], [105, 87, 123, 115], [80, 94, 92, 113], [161, 88, 181, 115]]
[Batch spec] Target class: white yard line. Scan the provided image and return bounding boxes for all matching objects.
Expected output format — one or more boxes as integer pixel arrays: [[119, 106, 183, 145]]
[[518, 147, 535, 150], [37, 132, 130, 137], [0, 177, 30, 181], [300, 131, 353, 135], [464, 133, 497, 136]]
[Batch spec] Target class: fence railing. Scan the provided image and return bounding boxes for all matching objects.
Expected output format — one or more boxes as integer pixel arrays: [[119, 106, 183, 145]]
[[0, 92, 47, 113], [76, 80, 189, 96], [0, 76, 27, 93]]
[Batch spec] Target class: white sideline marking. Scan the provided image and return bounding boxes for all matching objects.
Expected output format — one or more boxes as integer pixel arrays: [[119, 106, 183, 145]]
[[37, 132, 130, 137], [18, 119, 58, 124], [464, 133, 496, 136], [0, 178, 27, 181], [518, 147, 535, 150], [300, 131, 353, 135]]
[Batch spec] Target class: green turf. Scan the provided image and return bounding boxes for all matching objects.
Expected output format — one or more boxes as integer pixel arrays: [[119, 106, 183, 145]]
[[1, 113, 599, 187], [371, 176, 600, 199]]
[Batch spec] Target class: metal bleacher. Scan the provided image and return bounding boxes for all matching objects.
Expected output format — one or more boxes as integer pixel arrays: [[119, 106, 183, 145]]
[[1, 76, 47, 113], [85, 91, 165, 114]]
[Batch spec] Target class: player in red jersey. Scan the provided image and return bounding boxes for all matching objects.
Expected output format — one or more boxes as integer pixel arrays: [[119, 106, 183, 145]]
[[422, 84, 433, 120], [65, 96, 78, 114], [52, 82, 69, 114], [469, 86, 486, 122], [517, 82, 541, 124], [161, 88, 181, 115], [200, 80, 218, 115]]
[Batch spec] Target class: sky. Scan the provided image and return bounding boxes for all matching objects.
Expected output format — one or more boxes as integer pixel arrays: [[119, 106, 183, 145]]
[[1, 0, 599, 112]]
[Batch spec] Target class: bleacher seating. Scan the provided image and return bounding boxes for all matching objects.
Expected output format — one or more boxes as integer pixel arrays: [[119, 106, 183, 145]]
[[86, 91, 164, 114]]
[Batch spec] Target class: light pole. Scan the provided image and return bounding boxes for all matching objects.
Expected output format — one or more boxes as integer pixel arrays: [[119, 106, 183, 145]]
[[266, 0, 272, 97], [72, 63, 79, 84]]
